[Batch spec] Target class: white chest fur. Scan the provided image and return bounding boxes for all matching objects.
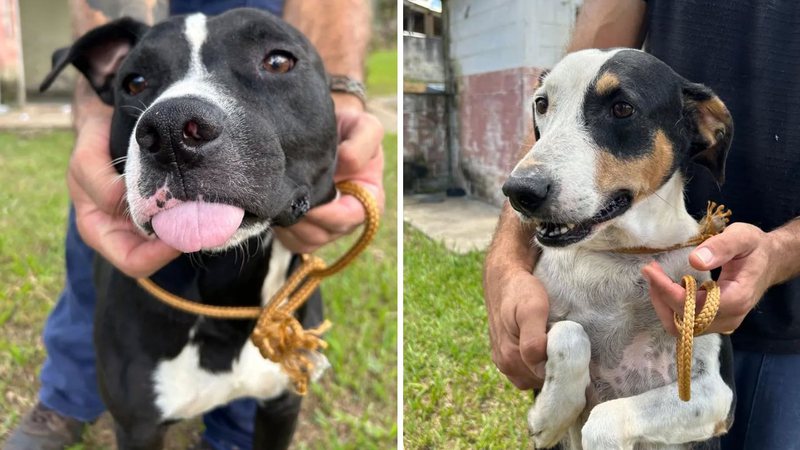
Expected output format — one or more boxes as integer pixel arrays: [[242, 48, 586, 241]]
[[151, 240, 330, 420], [153, 339, 291, 420]]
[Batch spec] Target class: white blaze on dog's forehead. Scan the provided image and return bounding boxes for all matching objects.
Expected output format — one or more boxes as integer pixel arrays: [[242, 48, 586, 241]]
[[146, 13, 231, 108], [145, 13, 232, 111], [184, 13, 208, 77]]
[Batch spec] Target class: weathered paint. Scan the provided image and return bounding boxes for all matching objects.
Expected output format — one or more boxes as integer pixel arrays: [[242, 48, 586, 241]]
[[445, 0, 581, 204], [458, 66, 542, 205], [404, 93, 448, 190], [449, 0, 579, 76]]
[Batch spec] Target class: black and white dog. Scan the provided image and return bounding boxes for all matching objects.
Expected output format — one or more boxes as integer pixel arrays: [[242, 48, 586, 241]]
[[503, 49, 736, 449], [41, 9, 338, 449]]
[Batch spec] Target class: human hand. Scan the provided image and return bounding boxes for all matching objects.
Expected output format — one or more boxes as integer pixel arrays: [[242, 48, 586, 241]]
[[485, 267, 550, 390], [274, 93, 385, 253], [642, 223, 776, 335], [68, 109, 179, 278]]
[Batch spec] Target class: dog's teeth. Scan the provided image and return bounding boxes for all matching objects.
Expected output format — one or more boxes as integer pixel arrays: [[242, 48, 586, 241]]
[[559, 226, 568, 234]]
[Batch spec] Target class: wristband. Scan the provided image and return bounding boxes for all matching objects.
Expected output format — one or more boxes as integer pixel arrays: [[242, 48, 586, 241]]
[[329, 74, 367, 106]]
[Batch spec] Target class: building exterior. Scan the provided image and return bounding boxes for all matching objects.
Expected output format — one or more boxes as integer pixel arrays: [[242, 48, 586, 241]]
[[402, 0, 449, 192], [403, 0, 582, 204]]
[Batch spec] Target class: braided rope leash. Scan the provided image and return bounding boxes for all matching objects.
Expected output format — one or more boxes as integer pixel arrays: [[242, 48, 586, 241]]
[[612, 202, 731, 401], [137, 180, 380, 395], [674, 275, 721, 401]]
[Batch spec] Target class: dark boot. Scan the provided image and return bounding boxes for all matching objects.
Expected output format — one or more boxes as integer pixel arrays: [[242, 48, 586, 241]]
[[3, 402, 85, 450]]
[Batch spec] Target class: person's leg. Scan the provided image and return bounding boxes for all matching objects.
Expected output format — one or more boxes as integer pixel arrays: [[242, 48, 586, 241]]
[[5, 207, 104, 450], [202, 398, 259, 450], [38, 207, 105, 421], [721, 349, 800, 450]]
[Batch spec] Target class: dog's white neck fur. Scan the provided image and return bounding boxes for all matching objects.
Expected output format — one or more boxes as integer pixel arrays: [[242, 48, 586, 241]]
[[579, 173, 701, 252]]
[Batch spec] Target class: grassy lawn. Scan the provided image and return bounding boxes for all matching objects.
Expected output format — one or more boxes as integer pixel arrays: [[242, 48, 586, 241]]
[[403, 226, 531, 449], [0, 131, 397, 450], [366, 49, 398, 97]]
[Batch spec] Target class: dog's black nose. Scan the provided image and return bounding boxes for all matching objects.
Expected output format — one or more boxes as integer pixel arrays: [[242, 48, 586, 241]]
[[502, 175, 551, 216], [136, 98, 225, 164]]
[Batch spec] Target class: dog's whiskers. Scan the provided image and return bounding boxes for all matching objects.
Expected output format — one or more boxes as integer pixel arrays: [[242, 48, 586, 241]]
[[110, 155, 128, 166], [652, 191, 674, 209], [120, 105, 145, 117]]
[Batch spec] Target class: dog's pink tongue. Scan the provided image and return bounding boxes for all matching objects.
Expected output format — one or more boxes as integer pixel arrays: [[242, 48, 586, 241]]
[[151, 202, 244, 253]]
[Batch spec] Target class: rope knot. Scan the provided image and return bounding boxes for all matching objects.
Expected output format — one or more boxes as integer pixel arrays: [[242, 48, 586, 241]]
[[696, 202, 731, 242], [251, 312, 331, 395]]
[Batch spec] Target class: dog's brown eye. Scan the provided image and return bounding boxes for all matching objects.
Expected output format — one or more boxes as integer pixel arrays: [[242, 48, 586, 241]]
[[263, 51, 296, 74], [123, 74, 147, 95], [535, 97, 548, 115], [612, 102, 634, 118]]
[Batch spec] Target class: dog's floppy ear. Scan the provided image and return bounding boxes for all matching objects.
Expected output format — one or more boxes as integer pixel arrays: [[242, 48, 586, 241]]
[[682, 82, 733, 186], [39, 18, 150, 105]]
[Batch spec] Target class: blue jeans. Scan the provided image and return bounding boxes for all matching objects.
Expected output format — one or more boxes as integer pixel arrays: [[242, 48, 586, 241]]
[[721, 349, 800, 450], [39, 208, 258, 449]]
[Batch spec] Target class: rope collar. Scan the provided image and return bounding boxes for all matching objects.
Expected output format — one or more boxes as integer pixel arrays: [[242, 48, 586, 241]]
[[136, 181, 379, 395], [608, 202, 732, 256], [610, 202, 731, 402]]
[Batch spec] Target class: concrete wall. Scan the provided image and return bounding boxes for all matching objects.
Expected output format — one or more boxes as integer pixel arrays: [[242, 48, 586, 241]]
[[457, 66, 541, 205], [448, 0, 580, 205], [20, 0, 72, 97], [403, 32, 448, 192], [404, 35, 444, 83], [403, 93, 447, 191]]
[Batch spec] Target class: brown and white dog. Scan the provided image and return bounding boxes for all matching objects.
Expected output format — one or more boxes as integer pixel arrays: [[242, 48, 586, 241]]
[[503, 49, 736, 449]]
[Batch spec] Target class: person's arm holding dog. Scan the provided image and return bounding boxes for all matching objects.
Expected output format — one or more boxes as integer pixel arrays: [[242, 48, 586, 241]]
[[644, 219, 800, 335], [67, 0, 180, 279], [280, 0, 385, 254], [66, 0, 384, 276], [483, 0, 647, 390]]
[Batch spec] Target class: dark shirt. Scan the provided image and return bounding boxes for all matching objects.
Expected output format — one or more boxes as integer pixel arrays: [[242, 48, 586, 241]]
[[170, 0, 284, 16], [645, 0, 800, 352]]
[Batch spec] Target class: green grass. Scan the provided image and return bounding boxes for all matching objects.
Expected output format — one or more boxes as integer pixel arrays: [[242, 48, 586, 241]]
[[366, 49, 398, 97], [403, 226, 531, 449], [0, 131, 397, 449]]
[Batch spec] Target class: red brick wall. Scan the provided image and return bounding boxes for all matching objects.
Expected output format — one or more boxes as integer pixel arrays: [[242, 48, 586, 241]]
[[456, 66, 542, 205]]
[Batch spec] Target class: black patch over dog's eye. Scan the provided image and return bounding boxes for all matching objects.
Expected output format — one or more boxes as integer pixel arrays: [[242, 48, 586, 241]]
[[612, 101, 634, 118], [263, 50, 296, 74], [123, 74, 147, 95], [535, 97, 548, 115]]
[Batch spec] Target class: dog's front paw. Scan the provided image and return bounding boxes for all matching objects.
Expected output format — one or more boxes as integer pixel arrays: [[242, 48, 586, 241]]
[[581, 400, 633, 450], [527, 404, 572, 449]]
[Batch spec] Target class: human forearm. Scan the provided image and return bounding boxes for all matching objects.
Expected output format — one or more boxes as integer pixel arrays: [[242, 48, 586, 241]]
[[283, 0, 370, 82], [483, 203, 549, 389], [767, 219, 800, 286], [484, 203, 539, 298]]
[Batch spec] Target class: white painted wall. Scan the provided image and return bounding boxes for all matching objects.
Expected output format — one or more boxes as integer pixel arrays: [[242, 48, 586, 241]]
[[448, 0, 582, 76]]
